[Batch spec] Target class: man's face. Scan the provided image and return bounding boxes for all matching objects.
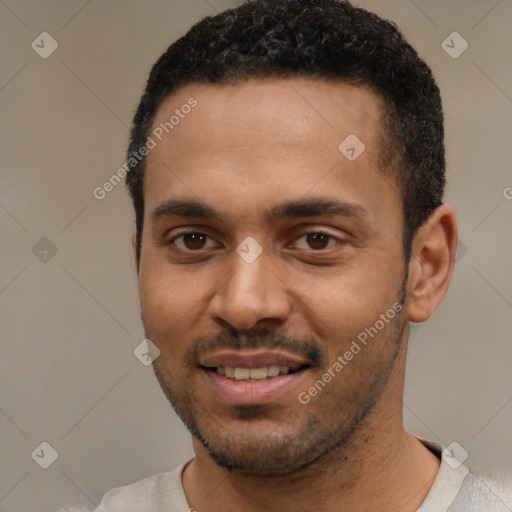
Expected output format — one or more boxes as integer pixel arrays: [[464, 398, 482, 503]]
[[138, 78, 408, 475]]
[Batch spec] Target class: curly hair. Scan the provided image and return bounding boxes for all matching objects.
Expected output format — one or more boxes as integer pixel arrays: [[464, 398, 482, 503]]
[[126, 0, 445, 262]]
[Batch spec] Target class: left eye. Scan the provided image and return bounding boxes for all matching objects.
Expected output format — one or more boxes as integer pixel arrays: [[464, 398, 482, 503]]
[[293, 232, 338, 250], [171, 232, 217, 251]]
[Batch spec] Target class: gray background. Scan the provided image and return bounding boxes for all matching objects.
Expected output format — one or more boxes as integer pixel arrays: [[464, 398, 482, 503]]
[[0, 0, 511, 510]]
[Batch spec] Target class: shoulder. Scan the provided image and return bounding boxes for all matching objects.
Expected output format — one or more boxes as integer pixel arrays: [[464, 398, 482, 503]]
[[55, 474, 161, 512], [450, 469, 512, 511], [96, 471, 166, 510], [58, 461, 191, 512], [413, 436, 512, 512]]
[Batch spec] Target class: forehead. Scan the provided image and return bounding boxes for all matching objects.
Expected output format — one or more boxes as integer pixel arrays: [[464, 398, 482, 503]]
[[143, 77, 399, 224], [152, 77, 384, 151]]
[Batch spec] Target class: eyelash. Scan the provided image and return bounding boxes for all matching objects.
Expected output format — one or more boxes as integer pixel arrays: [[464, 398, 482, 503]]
[[167, 230, 344, 252]]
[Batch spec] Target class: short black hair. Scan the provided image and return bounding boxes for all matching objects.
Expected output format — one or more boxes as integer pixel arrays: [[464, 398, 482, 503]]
[[126, 0, 445, 262]]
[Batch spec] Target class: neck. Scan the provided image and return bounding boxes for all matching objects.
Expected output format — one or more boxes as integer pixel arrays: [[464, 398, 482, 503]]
[[182, 335, 440, 512]]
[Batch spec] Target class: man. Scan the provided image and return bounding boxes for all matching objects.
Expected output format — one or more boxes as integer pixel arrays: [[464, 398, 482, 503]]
[[65, 0, 511, 510]]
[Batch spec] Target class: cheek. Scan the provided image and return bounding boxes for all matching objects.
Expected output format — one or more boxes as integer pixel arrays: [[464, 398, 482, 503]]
[[138, 256, 204, 339], [291, 261, 401, 333]]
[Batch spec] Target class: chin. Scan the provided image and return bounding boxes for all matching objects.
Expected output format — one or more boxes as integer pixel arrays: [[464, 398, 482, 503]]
[[193, 414, 354, 477]]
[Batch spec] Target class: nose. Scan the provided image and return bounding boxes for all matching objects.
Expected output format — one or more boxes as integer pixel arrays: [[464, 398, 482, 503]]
[[208, 249, 291, 331]]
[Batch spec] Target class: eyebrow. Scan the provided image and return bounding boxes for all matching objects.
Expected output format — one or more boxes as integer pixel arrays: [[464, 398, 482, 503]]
[[150, 197, 369, 224]]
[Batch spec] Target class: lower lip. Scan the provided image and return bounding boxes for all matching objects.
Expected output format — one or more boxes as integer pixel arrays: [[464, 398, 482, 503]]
[[202, 368, 308, 405]]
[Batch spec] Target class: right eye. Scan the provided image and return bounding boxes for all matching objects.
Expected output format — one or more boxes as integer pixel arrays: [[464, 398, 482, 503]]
[[168, 232, 219, 251]]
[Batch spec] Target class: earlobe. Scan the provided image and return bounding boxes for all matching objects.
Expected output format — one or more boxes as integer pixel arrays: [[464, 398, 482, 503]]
[[406, 204, 458, 323]]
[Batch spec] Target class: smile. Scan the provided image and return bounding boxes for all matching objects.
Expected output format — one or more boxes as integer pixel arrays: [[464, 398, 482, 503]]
[[199, 350, 312, 405], [215, 365, 296, 381]]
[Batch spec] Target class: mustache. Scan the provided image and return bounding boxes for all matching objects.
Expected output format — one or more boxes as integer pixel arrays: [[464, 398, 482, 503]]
[[185, 327, 327, 368]]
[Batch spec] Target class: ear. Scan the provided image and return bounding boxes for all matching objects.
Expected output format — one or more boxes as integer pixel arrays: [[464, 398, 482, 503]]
[[406, 204, 458, 323], [131, 230, 139, 272]]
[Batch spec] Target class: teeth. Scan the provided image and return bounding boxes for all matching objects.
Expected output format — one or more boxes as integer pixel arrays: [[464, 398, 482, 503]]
[[234, 368, 250, 380], [267, 365, 280, 377], [249, 367, 268, 380], [215, 365, 293, 380]]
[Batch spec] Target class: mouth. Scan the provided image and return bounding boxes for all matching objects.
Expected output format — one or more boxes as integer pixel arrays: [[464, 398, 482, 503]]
[[199, 350, 312, 405], [208, 364, 307, 381]]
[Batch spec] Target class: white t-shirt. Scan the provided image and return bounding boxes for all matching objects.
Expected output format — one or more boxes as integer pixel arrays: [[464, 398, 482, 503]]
[[60, 440, 512, 512]]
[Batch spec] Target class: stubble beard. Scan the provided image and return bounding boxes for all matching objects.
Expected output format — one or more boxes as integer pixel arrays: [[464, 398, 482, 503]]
[[150, 309, 407, 477]]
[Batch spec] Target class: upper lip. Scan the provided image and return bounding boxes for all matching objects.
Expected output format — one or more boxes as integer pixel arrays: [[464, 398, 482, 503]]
[[199, 350, 311, 371]]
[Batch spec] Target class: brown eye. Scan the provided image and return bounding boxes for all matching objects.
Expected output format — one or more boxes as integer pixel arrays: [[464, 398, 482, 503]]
[[306, 233, 330, 250], [182, 233, 207, 250], [171, 232, 216, 251], [292, 232, 339, 251]]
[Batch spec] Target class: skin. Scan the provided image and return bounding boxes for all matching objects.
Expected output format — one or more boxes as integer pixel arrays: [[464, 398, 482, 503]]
[[133, 77, 458, 511]]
